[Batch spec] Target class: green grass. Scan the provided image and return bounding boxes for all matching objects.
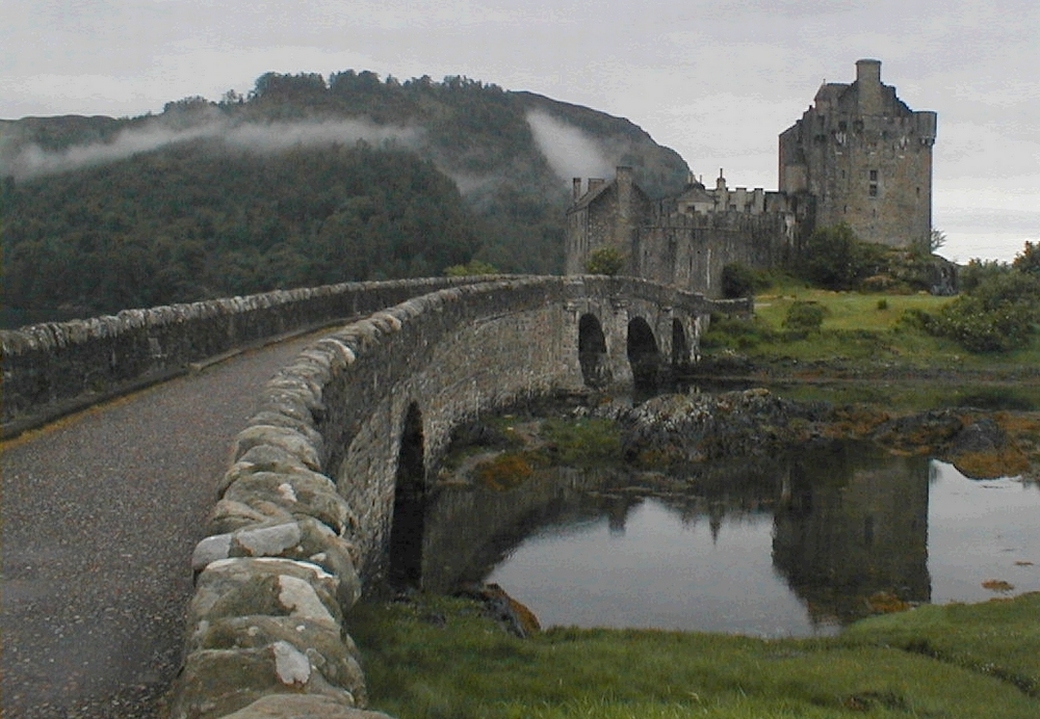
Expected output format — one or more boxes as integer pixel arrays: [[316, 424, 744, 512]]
[[704, 285, 1040, 375], [753, 287, 953, 332], [840, 595, 1040, 697], [537, 417, 622, 466], [348, 593, 1040, 719]]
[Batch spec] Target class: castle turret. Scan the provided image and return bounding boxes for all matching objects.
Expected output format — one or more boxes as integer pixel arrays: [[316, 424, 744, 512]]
[[777, 59, 936, 247]]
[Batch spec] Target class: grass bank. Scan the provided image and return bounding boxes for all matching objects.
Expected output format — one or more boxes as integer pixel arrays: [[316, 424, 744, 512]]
[[706, 283, 1040, 372], [696, 284, 1040, 411], [349, 591, 1040, 719]]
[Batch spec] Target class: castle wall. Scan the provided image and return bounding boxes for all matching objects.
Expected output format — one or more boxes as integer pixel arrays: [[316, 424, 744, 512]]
[[638, 211, 792, 296]]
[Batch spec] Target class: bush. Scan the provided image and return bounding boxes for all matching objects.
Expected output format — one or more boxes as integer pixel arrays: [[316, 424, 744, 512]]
[[796, 223, 887, 291], [959, 258, 1010, 293], [1012, 240, 1040, 279], [444, 259, 499, 277], [721, 263, 769, 298], [783, 301, 827, 332], [585, 247, 625, 276], [926, 272, 1040, 352]]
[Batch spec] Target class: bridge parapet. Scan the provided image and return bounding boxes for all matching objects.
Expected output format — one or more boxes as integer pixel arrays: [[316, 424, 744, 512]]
[[0, 276, 492, 439], [169, 275, 746, 718]]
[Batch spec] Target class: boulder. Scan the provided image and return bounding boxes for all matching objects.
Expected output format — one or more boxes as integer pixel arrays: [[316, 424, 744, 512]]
[[169, 642, 356, 719], [190, 615, 365, 703], [192, 519, 361, 608], [189, 558, 342, 630]]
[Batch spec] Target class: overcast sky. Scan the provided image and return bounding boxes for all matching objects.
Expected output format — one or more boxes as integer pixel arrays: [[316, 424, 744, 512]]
[[3, 0, 1037, 262]]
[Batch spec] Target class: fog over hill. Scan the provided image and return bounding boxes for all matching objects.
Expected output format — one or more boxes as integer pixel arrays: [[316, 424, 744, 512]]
[[0, 71, 689, 321]]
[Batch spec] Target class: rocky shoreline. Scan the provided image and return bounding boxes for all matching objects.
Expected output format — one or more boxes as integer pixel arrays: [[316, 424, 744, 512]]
[[614, 388, 1039, 480], [452, 384, 1040, 483]]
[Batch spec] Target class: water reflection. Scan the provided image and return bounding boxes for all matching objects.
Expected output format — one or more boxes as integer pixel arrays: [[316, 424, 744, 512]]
[[419, 445, 1040, 637], [772, 445, 931, 626]]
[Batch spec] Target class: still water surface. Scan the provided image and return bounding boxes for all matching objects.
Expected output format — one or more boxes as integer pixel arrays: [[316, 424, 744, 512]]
[[422, 448, 1040, 637]]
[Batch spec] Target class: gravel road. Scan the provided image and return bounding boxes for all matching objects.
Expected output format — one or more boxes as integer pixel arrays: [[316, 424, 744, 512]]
[[1, 331, 333, 718]]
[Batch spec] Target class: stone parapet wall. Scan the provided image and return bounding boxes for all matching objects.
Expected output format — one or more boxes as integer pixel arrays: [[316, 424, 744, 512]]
[[0, 277, 485, 438], [170, 275, 729, 718]]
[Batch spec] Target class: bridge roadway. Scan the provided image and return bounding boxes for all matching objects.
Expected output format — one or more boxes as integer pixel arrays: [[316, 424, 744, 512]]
[[1, 329, 335, 718]]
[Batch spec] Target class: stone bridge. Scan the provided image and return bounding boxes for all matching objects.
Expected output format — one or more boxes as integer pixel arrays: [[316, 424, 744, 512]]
[[0, 275, 748, 718]]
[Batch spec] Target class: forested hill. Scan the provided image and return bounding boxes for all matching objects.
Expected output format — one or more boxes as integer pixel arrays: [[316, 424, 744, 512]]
[[0, 71, 689, 320]]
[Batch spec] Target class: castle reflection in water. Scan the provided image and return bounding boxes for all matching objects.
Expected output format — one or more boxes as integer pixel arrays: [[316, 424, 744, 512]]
[[412, 442, 933, 629]]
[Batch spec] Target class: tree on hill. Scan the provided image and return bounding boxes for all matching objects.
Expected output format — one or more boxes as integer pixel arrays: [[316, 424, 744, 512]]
[[1, 142, 479, 315], [0, 69, 690, 319]]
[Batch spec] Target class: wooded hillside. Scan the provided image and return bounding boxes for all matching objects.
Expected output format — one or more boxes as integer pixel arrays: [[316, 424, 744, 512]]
[[1, 71, 689, 320]]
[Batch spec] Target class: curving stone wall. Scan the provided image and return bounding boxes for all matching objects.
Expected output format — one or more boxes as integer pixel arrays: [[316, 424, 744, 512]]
[[0, 277, 488, 439], [170, 276, 744, 719]]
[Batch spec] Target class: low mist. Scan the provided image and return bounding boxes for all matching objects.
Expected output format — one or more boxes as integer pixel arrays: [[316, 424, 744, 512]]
[[1, 117, 422, 181], [526, 110, 615, 185]]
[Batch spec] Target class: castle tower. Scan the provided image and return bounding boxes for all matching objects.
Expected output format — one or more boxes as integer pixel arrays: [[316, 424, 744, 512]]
[[778, 59, 937, 247]]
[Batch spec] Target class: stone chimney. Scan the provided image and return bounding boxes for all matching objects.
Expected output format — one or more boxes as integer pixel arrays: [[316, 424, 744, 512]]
[[855, 59, 884, 114], [856, 58, 882, 84], [572, 177, 583, 203], [614, 166, 636, 274]]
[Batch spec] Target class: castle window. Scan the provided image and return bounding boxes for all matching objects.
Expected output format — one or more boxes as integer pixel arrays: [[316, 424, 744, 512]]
[[869, 169, 878, 181], [869, 184, 878, 197]]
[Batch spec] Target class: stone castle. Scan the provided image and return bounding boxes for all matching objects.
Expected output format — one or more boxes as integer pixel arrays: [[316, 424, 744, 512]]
[[566, 59, 937, 296]]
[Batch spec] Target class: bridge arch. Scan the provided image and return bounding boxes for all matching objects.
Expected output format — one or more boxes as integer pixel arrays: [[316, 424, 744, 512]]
[[626, 316, 660, 391], [578, 313, 610, 388], [388, 401, 425, 589], [672, 318, 690, 368]]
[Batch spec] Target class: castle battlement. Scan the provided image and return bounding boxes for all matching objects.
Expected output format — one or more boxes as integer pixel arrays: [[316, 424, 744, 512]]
[[566, 60, 934, 297]]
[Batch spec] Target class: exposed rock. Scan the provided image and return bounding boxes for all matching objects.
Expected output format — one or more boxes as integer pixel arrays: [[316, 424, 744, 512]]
[[189, 615, 365, 701], [190, 558, 343, 630], [868, 409, 964, 453], [619, 389, 832, 464], [169, 644, 356, 719], [948, 418, 1008, 455], [215, 695, 393, 719], [458, 582, 541, 638]]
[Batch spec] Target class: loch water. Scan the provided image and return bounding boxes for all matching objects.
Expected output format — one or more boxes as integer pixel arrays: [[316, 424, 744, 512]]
[[420, 444, 1040, 637]]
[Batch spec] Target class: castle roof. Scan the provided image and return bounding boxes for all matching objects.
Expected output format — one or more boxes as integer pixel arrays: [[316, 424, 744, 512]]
[[676, 182, 714, 205], [568, 179, 613, 213], [813, 82, 850, 104]]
